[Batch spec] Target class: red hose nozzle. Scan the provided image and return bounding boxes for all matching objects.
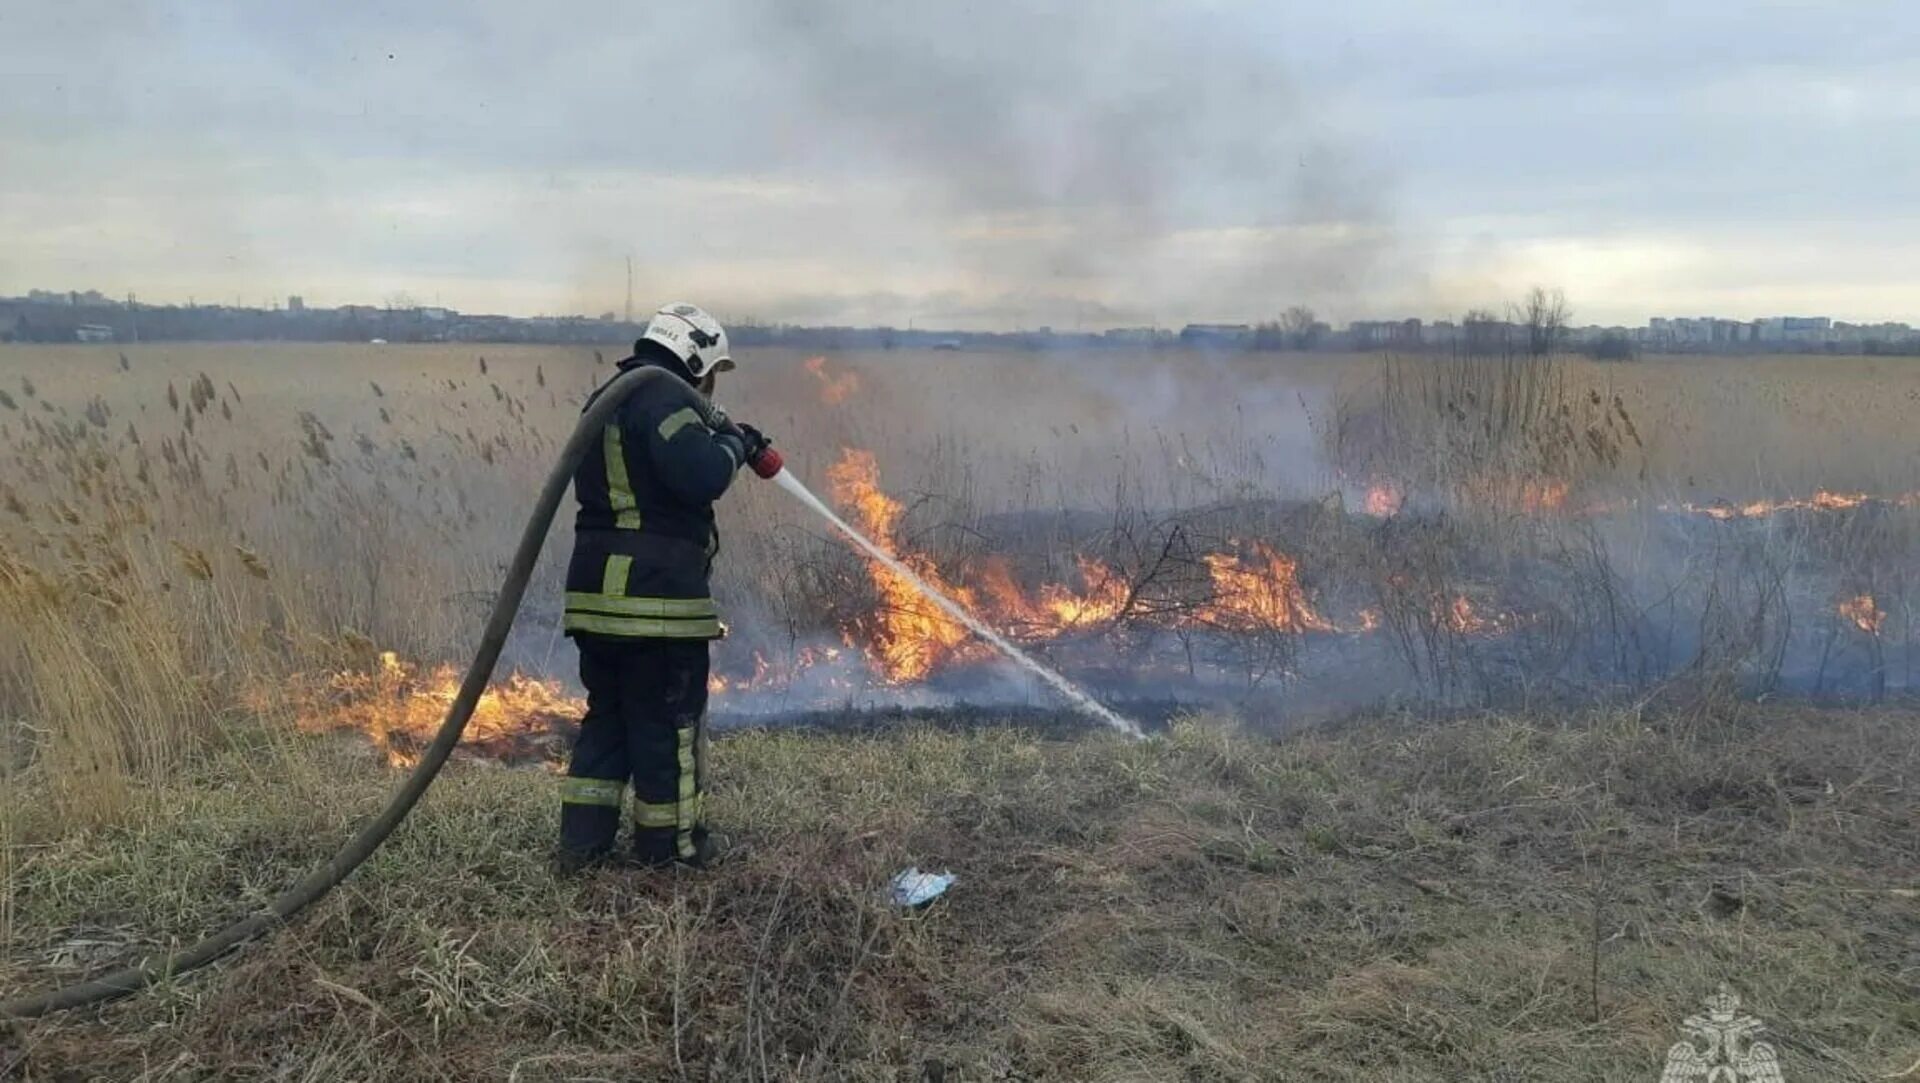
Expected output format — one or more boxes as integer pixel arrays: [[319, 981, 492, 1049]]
[[748, 445, 784, 479]]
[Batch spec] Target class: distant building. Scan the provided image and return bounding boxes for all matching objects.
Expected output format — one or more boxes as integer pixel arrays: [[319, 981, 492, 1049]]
[[1753, 316, 1832, 345], [1348, 318, 1423, 346], [1179, 323, 1252, 346], [1347, 320, 1392, 345], [75, 324, 114, 342], [288, 295, 305, 313]]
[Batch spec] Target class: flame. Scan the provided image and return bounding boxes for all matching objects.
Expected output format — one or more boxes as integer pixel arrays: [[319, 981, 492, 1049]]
[[807, 448, 1570, 688], [976, 556, 1129, 636], [280, 450, 1602, 734], [825, 450, 1349, 678], [975, 557, 1044, 629], [1454, 476, 1574, 514], [1674, 489, 1890, 520], [1042, 557, 1130, 629], [1363, 482, 1918, 522], [1837, 594, 1886, 635], [1364, 481, 1404, 517], [826, 448, 978, 682], [285, 651, 581, 767], [1197, 543, 1336, 634], [287, 469, 1916, 721], [708, 644, 855, 696], [1518, 478, 1571, 514], [1443, 595, 1491, 635], [803, 356, 861, 405]]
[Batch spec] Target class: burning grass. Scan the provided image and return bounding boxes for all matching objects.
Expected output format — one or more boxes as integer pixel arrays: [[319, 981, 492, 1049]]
[[818, 445, 1359, 689], [270, 651, 581, 768], [826, 447, 979, 684], [2, 703, 1915, 1079], [2, 342, 1918, 816], [1838, 594, 1887, 637]]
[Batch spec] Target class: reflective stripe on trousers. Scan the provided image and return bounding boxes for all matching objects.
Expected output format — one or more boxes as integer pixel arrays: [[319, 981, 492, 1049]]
[[559, 638, 710, 862]]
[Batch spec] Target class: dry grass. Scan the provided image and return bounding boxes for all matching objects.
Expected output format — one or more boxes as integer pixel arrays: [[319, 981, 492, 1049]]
[[1322, 349, 1920, 500], [1, 342, 1917, 1076], [1, 705, 1915, 1080], [2, 341, 1917, 803]]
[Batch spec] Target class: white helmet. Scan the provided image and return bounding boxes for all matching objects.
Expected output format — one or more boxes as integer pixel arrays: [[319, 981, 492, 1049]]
[[639, 302, 733, 379]]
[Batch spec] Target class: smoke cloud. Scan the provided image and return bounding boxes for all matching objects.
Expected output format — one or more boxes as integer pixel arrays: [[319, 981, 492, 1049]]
[[723, 0, 1395, 325]]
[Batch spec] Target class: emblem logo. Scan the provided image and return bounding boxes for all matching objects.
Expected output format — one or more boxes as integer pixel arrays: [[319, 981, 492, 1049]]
[[1660, 985, 1784, 1082]]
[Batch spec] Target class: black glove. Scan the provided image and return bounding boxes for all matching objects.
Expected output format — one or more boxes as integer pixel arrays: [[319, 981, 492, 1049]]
[[736, 423, 772, 460]]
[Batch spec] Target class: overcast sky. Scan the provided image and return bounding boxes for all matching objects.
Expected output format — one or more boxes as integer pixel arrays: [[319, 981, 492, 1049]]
[[3, 1, 1916, 328]]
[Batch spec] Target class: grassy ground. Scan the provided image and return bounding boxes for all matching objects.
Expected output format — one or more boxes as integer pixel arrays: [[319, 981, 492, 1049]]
[[3, 706, 1916, 1081], [4, 345, 1916, 1079]]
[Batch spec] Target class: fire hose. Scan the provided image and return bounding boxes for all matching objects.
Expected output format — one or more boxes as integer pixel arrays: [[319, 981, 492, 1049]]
[[0, 365, 776, 1019]]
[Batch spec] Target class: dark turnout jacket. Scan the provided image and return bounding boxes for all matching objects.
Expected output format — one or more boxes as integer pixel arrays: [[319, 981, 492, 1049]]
[[563, 354, 743, 640]]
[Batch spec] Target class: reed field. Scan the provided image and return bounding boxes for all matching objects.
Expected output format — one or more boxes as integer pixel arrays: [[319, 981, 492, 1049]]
[[3, 341, 1913, 764], [1, 342, 1917, 1079]]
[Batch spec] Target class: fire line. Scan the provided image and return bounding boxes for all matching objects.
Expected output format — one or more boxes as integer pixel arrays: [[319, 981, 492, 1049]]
[[773, 461, 1142, 737]]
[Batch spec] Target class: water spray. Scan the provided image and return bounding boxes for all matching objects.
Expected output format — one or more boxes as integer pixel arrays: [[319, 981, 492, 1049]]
[[767, 468, 1141, 737], [723, 422, 1136, 736]]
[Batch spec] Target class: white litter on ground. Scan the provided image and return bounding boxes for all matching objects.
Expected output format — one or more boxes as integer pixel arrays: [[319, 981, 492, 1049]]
[[889, 867, 957, 907]]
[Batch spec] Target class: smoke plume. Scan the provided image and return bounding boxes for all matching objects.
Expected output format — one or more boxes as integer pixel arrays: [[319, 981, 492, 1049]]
[[718, 0, 1395, 326]]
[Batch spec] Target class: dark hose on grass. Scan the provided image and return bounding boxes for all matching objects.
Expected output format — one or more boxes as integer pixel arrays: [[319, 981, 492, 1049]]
[[0, 365, 672, 1019]]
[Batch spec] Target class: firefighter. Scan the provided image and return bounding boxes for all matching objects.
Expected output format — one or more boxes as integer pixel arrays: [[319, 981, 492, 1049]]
[[557, 302, 769, 869]]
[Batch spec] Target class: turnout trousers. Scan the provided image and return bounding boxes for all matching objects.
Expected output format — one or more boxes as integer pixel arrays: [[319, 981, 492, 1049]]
[[559, 637, 710, 865]]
